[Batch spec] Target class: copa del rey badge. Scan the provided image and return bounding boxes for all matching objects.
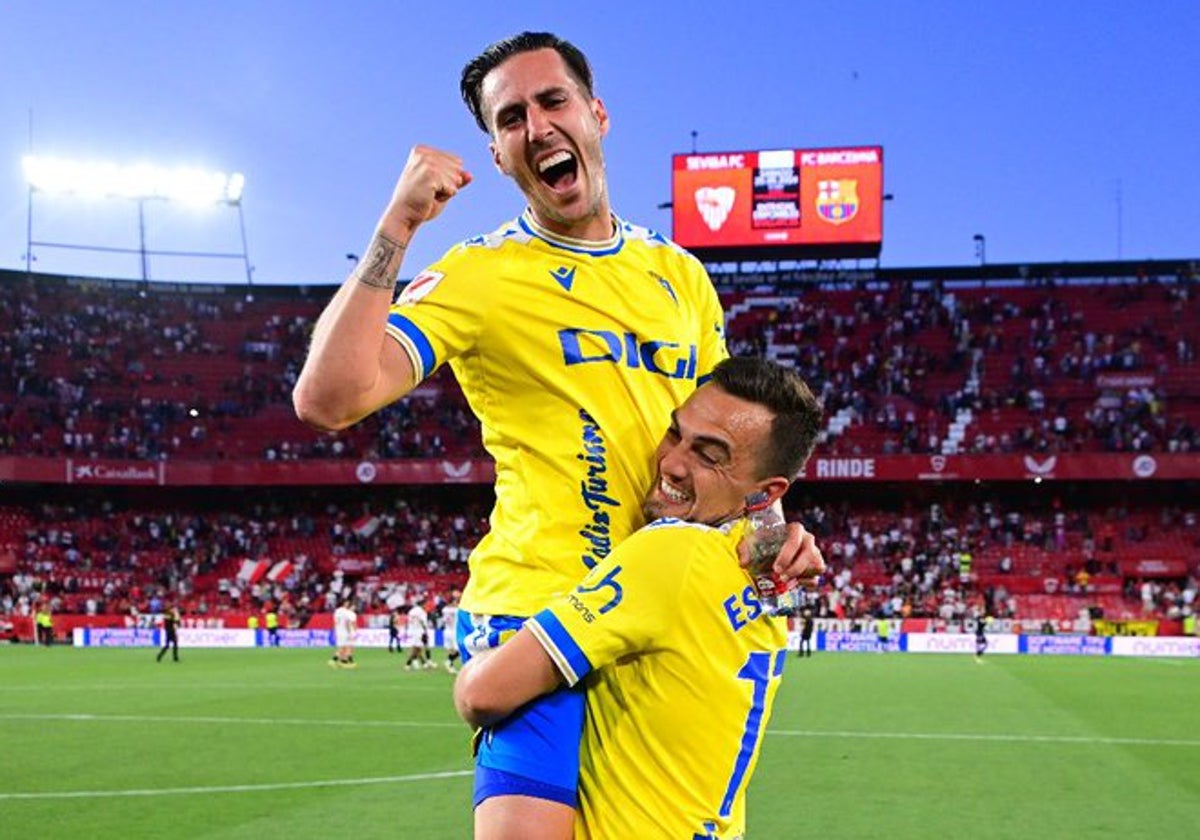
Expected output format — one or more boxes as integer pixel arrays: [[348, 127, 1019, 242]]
[[815, 179, 859, 225], [397, 270, 444, 306]]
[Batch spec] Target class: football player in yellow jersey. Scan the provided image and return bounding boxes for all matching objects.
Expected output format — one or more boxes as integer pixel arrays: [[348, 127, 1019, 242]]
[[293, 31, 824, 840], [455, 357, 824, 839]]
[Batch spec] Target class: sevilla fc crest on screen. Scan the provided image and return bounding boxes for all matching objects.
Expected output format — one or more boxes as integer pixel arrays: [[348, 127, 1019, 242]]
[[695, 186, 735, 232]]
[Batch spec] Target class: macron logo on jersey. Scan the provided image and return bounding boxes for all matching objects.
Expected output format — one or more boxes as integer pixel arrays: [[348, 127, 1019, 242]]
[[550, 265, 576, 291]]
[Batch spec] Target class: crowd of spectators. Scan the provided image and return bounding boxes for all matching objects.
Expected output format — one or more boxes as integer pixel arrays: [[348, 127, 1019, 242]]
[[3, 486, 1195, 624], [2, 268, 1197, 629], [0, 488, 486, 621], [732, 271, 1199, 456], [0, 277, 483, 460], [262, 378, 483, 462], [2, 270, 1197, 461], [0, 278, 286, 458], [787, 491, 1198, 623]]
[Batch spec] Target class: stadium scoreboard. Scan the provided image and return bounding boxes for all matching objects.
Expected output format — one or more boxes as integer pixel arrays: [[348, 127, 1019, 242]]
[[671, 146, 883, 260]]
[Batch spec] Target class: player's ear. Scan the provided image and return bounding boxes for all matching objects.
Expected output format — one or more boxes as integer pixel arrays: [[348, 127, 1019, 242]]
[[592, 97, 610, 137], [490, 142, 509, 176], [750, 477, 791, 510]]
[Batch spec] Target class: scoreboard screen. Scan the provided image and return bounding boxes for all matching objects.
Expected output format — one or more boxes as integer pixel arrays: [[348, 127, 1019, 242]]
[[671, 146, 883, 260]]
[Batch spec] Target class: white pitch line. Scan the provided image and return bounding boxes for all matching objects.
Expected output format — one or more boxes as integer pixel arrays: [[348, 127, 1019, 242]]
[[0, 770, 472, 801], [768, 729, 1200, 748], [0, 682, 450, 692], [1129, 658, 1185, 667], [0, 713, 461, 729], [6, 714, 1194, 749]]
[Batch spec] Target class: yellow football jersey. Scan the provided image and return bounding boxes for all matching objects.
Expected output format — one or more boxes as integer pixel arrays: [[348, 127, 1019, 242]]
[[528, 518, 789, 840], [387, 211, 727, 616]]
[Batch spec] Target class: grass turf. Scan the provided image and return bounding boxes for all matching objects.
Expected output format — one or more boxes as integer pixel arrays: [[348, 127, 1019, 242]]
[[2, 645, 1196, 838]]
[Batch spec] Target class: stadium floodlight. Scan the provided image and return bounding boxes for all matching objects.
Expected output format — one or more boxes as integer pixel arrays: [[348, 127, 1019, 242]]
[[22, 153, 254, 284], [22, 155, 245, 205]]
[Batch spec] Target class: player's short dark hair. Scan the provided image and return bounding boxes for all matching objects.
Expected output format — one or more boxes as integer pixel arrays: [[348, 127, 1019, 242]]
[[460, 31, 595, 134], [709, 356, 823, 480]]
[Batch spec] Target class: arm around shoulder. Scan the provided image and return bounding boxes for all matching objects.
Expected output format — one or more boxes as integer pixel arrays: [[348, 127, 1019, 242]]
[[453, 629, 564, 729]]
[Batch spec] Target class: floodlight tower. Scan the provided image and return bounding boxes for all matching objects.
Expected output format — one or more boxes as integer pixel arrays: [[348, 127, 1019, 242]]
[[22, 156, 252, 286]]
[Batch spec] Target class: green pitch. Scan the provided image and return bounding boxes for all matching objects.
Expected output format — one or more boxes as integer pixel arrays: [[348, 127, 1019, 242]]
[[2, 647, 1196, 839]]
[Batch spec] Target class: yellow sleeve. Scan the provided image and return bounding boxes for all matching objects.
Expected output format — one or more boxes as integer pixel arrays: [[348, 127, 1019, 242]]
[[527, 524, 697, 686], [384, 244, 489, 382]]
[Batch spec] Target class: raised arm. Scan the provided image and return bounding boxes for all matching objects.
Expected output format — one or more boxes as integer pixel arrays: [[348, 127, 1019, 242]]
[[454, 628, 564, 729], [293, 145, 472, 431]]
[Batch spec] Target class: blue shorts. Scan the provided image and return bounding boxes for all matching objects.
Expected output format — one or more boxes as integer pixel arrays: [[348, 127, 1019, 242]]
[[457, 611, 584, 808]]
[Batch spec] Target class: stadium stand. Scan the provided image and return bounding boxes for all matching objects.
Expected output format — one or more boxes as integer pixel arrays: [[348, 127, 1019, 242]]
[[3, 268, 1196, 462], [0, 485, 481, 624], [0, 274, 483, 461], [725, 272, 1200, 456], [4, 483, 1193, 630], [789, 482, 1198, 624], [1, 260, 1197, 631]]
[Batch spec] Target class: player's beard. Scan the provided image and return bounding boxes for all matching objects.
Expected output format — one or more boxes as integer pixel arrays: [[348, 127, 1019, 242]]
[[641, 494, 663, 523], [513, 135, 610, 236]]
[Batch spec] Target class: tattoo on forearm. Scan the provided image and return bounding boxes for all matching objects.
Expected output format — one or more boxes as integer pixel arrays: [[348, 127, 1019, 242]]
[[355, 232, 406, 290]]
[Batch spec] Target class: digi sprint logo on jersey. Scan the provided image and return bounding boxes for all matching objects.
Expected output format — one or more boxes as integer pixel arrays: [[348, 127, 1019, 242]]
[[557, 328, 698, 380]]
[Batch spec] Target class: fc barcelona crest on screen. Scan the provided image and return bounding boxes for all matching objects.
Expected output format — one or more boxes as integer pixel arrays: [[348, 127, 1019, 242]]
[[815, 179, 859, 225]]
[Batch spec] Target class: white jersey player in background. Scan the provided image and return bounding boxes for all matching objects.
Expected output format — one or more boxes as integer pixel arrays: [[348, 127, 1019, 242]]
[[330, 597, 358, 669], [404, 602, 431, 671], [442, 599, 461, 673]]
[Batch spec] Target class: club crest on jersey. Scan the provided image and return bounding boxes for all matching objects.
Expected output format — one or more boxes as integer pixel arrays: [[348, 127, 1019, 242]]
[[397, 270, 444, 306], [816, 179, 859, 225]]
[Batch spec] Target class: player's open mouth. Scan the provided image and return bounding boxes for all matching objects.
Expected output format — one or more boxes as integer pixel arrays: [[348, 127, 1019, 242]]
[[537, 150, 578, 192], [659, 478, 690, 504]]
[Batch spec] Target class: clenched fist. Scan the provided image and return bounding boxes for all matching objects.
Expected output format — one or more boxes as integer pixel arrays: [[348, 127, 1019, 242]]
[[381, 145, 473, 237]]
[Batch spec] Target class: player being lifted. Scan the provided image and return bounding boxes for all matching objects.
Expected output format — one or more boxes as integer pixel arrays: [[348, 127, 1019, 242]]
[[294, 31, 824, 839]]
